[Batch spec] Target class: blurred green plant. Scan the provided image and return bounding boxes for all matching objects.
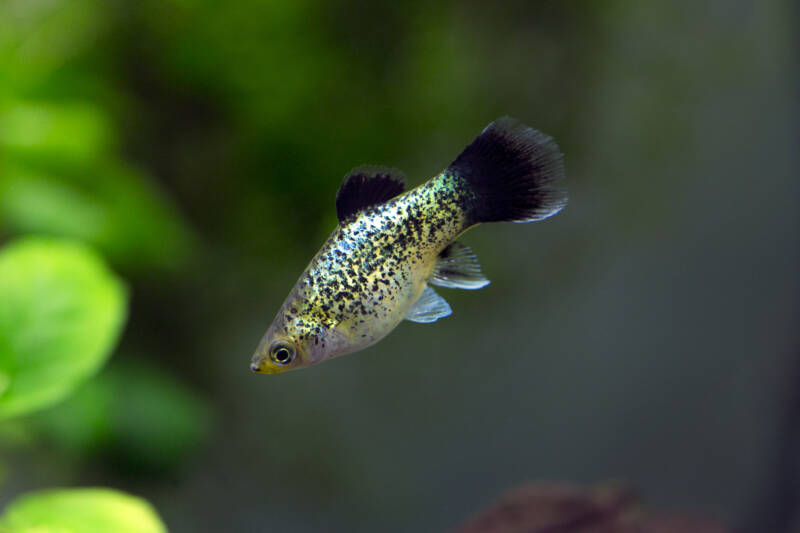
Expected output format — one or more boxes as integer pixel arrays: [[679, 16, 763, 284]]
[[0, 0, 194, 272], [0, 238, 173, 530], [0, 101, 112, 164], [0, 4, 209, 526], [0, 100, 194, 272], [0, 238, 126, 419], [0, 487, 167, 533], [29, 358, 211, 474]]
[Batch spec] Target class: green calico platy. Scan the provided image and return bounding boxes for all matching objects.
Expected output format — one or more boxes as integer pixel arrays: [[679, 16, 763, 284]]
[[251, 117, 567, 374]]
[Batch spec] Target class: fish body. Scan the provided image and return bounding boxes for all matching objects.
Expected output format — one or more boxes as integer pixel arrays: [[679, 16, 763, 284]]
[[251, 118, 566, 374]]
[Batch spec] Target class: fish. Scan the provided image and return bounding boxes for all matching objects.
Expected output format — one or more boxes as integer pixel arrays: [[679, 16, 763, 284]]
[[250, 117, 566, 374]]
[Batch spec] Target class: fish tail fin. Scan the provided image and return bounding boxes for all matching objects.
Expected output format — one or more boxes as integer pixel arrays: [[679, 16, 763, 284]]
[[447, 117, 567, 224]]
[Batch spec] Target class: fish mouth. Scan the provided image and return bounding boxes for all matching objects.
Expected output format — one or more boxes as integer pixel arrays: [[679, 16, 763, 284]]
[[250, 354, 280, 374]]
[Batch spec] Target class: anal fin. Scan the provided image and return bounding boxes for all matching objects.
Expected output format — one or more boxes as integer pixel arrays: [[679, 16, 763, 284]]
[[404, 285, 452, 323], [431, 242, 490, 290]]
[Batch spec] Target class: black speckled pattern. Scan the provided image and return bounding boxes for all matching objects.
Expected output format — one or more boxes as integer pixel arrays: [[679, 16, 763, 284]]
[[263, 171, 474, 369], [251, 117, 567, 374]]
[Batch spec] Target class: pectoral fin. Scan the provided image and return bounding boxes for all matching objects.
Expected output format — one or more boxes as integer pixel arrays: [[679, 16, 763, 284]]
[[404, 285, 452, 323], [430, 242, 490, 290]]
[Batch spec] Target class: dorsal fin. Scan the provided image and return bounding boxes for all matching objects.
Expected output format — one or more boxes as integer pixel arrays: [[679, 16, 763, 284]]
[[336, 165, 407, 222]]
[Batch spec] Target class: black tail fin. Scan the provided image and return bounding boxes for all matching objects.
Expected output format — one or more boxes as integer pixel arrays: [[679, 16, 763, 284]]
[[448, 117, 567, 224]]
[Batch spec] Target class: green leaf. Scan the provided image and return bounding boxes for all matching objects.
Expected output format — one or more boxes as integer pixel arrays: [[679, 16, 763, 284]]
[[107, 360, 212, 473], [27, 373, 114, 455], [0, 487, 167, 533], [90, 165, 194, 271], [0, 238, 127, 419], [0, 165, 106, 243], [0, 163, 194, 272], [0, 0, 109, 93], [0, 101, 113, 164], [29, 359, 211, 472]]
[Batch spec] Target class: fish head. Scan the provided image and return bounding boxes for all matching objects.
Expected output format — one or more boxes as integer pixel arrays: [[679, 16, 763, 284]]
[[250, 320, 309, 375], [250, 314, 352, 375], [250, 333, 300, 375]]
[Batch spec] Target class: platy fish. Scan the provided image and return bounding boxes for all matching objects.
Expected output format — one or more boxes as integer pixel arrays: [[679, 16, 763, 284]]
[[251, 117, 566, 374]]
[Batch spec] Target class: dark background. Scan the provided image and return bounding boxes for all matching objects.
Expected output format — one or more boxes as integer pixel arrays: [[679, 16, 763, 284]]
[[0, 0, 798, 531]]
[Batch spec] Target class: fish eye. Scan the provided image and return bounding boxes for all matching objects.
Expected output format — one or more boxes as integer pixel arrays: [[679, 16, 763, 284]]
[[269, 342, 296, 366]]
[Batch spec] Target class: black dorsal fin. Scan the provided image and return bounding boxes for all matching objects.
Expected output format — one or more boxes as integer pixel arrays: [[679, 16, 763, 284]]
[[335, 165, 407, 222]]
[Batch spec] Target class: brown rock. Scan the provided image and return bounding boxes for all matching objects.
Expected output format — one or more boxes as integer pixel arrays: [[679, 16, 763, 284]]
[[451, 482, 730, 533]]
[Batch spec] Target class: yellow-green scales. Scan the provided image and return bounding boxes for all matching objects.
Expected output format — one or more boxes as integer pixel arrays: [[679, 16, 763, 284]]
[[251, 117, 567, 374]]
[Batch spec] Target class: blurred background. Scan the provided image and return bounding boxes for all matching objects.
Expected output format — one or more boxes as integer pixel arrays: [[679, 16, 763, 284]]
[[0, 0, 797, 531]]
